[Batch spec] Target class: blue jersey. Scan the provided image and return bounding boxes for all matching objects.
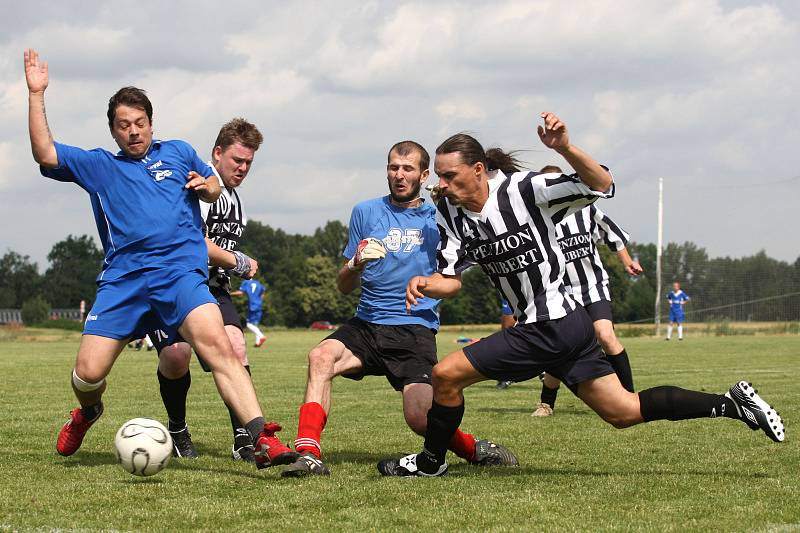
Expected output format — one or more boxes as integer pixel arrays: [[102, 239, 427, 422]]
[[344, 196, 439, 329], [501, 299, 514, 316], [239, 279, 265, 312], [41, 140, 212, 281], [667, 290, 689, 312]]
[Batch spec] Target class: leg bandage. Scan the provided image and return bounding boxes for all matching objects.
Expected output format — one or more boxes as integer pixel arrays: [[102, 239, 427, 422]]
[[72, 369, 106, 392]]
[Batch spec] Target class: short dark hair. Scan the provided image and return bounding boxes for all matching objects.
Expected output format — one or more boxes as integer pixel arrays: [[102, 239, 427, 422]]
[[107, 87, 153, 129], [539, 165, 563, 173], [388, 141, 430, 171], [436, 133, 523, 175], [214, 118, 264, 152]]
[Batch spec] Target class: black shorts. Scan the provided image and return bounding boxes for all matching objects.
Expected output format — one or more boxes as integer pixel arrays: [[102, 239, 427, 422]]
[[583, 299, 613, 322], [150, 286, 242, 372], [463, 306, 613, 393], [326, 317, 438, 391]]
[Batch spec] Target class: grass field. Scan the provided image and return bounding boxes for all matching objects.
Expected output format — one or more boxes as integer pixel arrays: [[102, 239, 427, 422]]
[[0, 328, 798, 532]]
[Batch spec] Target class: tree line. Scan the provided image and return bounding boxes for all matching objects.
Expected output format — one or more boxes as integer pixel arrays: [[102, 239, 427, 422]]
[[2, 225, 798, 326]]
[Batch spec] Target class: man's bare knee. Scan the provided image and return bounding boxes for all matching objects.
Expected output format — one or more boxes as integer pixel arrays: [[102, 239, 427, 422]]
[[307, 345, 337, 380]]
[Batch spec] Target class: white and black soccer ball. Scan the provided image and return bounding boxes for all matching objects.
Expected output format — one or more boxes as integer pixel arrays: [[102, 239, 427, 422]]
[[114, 418, 172, 477]]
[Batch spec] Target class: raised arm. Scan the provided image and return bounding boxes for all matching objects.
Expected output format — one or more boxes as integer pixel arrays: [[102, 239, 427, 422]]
[[24, 49, 57, 168], [538, 112, 612, 192], [206, 238, 258, 279]]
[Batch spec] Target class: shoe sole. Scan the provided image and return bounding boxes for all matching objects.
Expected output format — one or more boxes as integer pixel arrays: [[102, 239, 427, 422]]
[[257, 450, 301, 469], [727, 381, 785, 443]]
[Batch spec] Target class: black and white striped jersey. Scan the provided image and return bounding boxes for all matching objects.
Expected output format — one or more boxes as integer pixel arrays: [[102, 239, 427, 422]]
[[557, 204, 629, 306], [200, 165, 247, 291], [437, 169, 614, 323]]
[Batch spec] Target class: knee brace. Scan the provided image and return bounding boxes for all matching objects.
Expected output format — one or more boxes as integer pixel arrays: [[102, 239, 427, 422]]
[[72, 369, 105, 392]]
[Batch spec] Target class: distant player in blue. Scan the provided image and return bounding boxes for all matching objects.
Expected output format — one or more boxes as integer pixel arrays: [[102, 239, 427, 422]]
[[25, 48, 297, 469], [495, 300, 517, 389], [281, 141, 515, 477], [234, 278, 267, 347], [666, 281, 690, 340]]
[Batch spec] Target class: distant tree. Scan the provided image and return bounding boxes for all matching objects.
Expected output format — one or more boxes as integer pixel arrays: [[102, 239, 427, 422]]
[[310, 220, 349, 260], [0, 251, 41, 308], [289, 255, 359, 326], [21, 295, 50, 325], [43, 235, 104, 308]]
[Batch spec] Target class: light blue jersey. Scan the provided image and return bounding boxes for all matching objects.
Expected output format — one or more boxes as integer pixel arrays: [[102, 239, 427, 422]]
[[667, 289, 690, 322], [344, 196, 439, 329], [239, 279, 265, 312], [41, 140, 212, 281]]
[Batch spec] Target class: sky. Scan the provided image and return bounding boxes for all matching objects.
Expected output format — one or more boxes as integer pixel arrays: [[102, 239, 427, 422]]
[[1, 0, 798, 269]]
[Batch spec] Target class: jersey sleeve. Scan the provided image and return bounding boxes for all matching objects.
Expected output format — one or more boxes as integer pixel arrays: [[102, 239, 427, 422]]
[[590, 204, 629, 251], [528, 168, 615, 220], [39, 142, 106, 192], [436, 204, 476, 276]]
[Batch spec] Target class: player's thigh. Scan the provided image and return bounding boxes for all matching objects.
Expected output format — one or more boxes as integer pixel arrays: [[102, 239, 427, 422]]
[[178, 303, 236, 369], [75, 335, 129, 382], [593, 319, 623, 354], [433, 349, 487, 389], [307, 338, 364, 377], [576, 373, 642, 428]]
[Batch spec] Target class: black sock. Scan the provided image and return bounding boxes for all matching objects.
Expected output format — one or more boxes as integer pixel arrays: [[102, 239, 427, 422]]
[[244, 416, 266, 446], [541, 384, 559, 409], [417, 401, 464, 473], [80, 402, 103, 421], [608, 349, 635, 392], [158, 369, 191, 431], [228, 365, 252, 447], [639, 386, 738, 421]]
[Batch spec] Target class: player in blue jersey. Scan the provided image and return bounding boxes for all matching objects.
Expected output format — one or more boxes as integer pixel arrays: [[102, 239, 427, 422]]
[[281, 141, 517, 477], [666, 281, 690, 340], [25, 49, 297, 469], [495, 300, 517, 389], [234, 278, 267, 347]]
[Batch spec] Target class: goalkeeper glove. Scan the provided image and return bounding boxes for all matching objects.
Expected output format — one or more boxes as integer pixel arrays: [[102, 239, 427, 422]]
[[230, 250, 253, 278], [347, 237, 386, 272]]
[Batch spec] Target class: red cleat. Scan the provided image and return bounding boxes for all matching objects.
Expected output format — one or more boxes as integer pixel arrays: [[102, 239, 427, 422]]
[[254, 337, 266, 348], [56, 405, 103, 456], [253, 422, 299, 469]]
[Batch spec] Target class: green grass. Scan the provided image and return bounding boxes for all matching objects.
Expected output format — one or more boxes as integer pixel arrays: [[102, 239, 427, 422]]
[[0, 328, 798, 532]]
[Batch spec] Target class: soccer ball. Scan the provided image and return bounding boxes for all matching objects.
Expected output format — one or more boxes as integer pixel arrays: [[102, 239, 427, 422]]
[[114, 418, 173, 477]]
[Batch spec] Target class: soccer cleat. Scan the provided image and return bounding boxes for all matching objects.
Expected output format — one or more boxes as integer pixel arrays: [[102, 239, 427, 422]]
[[377, 453, 448, 477], [725, 381, 785, 443], [56, 404, 103, 456], [471, 439, 519, 466], [496, 380, 513, 390], [532, 402, 554, 417], [232, 444, 256, 463], [281, 452, 331, 477], [254, 337, 266, 348], [170, 425, 199, 458], [253, 422, 299, 469]]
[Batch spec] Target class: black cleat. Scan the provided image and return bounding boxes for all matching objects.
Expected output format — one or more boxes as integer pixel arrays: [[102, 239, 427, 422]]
[[377, 453, 448, 477], [232, 444, 256, 463], [725, 381, 785, 443], [169, 426, 199, 458], [281, 453, 330, 477], [471, 439, 519, 466], [495, 380, 513, 390]]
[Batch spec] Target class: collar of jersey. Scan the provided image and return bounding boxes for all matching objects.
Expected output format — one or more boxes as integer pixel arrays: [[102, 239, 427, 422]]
[[383, 195, 429, 211], [114, 139, 162, 159]]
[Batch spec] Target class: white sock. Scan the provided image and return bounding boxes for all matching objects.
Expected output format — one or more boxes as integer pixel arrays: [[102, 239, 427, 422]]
[[667, 325, 673, 339], [678, 325, 683, 339], [246, 322, 264, 341]]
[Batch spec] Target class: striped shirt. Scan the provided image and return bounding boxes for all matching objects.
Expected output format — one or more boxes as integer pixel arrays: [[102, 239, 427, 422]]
[[558, 204, 629, 306], [437, 169, 614, 323], [200, 164, 247, 291]]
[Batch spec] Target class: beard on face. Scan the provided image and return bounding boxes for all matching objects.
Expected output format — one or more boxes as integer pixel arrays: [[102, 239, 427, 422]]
[[388, 178, 422, 204]]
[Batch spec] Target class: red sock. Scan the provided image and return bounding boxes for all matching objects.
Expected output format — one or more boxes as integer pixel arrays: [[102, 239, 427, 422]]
[[294, 402, 327, 458], [447, 429, 477, 462]]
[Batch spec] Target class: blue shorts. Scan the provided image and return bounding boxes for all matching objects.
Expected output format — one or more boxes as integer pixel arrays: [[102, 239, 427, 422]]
[[669, 309, 685, 323], [84, 268, 216, 340], [247, 310, 262, 325]]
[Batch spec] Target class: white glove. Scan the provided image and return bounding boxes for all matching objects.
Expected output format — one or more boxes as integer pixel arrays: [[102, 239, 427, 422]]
[[230, 250, 252, 278], [347, 237, 386, 271]]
